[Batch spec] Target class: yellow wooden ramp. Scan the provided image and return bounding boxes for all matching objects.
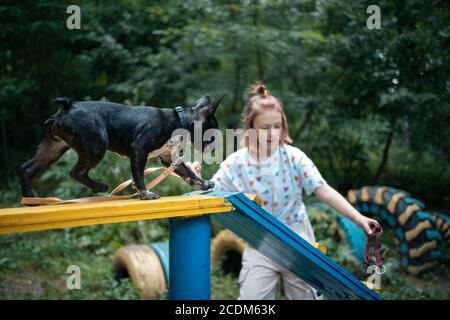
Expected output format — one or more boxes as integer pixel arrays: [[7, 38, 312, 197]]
[[0, 195, 261, 235]]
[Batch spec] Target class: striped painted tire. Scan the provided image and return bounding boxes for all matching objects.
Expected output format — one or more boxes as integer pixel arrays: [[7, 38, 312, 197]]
[[430, 211, 450, 243], [347, 186, 443, 275]]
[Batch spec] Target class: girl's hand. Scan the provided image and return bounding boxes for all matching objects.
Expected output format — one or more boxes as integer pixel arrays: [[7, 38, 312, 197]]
[[185, 161, 202, 178], [314, 184, 383, 237], [356, 215, 383, 237]]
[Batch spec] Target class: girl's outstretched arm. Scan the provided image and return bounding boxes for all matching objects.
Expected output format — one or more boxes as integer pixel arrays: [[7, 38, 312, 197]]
[[313, 183, 381, 236]]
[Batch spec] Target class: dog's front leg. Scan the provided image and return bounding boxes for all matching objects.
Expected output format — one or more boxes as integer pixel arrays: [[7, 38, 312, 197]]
[[130, 151, 160, 200], [160, 155, 214, 191]]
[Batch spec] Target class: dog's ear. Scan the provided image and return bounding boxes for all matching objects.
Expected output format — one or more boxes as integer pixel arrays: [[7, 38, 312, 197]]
[[192, 96, 211, 110], [201, 95, 224, 116]]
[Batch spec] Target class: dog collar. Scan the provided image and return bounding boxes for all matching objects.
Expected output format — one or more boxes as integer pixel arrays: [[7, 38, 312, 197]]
[[175, 106, 189, 130]]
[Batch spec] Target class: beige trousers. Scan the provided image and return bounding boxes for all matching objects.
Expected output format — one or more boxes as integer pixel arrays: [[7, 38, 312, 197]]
[[237, 219, 322, 300]]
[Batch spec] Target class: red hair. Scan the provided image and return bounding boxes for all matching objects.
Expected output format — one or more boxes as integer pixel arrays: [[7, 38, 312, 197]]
[[241, 81, 292, 147]]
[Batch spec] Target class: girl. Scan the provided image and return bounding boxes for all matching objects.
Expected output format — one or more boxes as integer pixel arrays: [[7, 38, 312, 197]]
[[187, 82, 380, 300]]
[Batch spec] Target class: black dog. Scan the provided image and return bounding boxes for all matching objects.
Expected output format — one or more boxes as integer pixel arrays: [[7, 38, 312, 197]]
[[20, 95, 223, 200]]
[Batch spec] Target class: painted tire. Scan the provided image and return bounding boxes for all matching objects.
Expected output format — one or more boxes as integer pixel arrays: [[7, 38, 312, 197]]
[[113, 244, 167, 299], [430, 211, 450, 242], [347, 186, 443, 275], [308, 203, 367, 262], [336, 215, 367, 262], [211, 229, 245, 276], [113, 231, 245, 299]]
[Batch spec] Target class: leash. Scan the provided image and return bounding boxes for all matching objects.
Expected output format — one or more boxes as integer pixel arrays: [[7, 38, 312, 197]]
[[364, 221, 384, 268], [21, 161, 184, 206]]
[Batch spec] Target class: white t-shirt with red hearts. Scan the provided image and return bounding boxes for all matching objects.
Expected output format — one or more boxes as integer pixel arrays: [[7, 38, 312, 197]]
[[211, 143, 326, 226]]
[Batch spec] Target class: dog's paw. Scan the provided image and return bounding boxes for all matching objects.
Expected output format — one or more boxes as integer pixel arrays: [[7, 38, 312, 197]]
[[92, 183, 109, 193], [22, 188, 38, 198], [139, 190, 160, 200], [200, 180, 215, 190], [187, 178, 214, 191]]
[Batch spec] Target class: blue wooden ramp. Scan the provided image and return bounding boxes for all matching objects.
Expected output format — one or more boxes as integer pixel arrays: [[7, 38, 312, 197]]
[[193, 191, 382, 300]]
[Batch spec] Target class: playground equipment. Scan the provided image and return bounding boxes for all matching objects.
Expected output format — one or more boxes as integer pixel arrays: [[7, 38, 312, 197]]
[[299, 186, 448, 275], [114, 243, 168, 300], [0, 191, 382, 300], [211, 192, 381, 299], [0, 194, 234, 300], [111, 186, 449, 299], [0, 195, 233, 234], [346, 186, 446, 275], [113, 230, 246, 299], [430, 211, 450, 242], [211, 229, 245, 274], [114, 229, 327, 299]]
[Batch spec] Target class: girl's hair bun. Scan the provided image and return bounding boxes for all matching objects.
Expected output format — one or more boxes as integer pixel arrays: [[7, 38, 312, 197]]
[[252, 81, 270, 97]]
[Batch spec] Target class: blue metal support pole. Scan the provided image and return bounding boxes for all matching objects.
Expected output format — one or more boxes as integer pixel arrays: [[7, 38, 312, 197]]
[[169, 215, 211, 299]]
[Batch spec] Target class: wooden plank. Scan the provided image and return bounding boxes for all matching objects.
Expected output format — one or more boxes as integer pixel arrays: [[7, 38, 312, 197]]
[[0, 195, 235, 235], [213, 193, 382, 300], [0, 197, 228, 225], [0, 206, 232, 235]]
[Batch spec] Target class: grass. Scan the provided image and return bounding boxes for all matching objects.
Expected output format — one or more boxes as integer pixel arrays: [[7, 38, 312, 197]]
[[0, 217, 240, 299]]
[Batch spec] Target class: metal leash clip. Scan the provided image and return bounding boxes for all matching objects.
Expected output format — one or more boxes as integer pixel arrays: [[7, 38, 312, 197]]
[[170, 157, 183, 169]]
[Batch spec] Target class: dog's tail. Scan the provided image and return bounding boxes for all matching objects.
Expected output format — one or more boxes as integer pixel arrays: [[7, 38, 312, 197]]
[[54, 97, 73, 111]]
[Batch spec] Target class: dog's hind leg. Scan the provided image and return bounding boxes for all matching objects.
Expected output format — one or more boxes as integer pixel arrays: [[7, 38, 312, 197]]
[[20, 135, 70, 197], [69, 146, 109, 193]]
